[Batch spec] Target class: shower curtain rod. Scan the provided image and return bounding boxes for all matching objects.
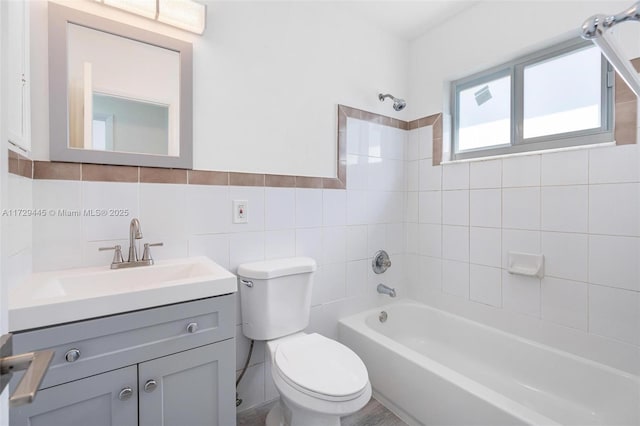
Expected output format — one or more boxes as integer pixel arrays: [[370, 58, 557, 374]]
[[582, 2, 640, 97]]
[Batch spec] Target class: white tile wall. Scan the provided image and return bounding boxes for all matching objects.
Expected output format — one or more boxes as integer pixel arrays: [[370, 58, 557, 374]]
[[405, 125, 640, 369], [15, 117, 405, 412], [541, 277, 588, 331], [502, 155, 540, 187], [501, 229, 540, 268], [419, 161, 441, 190], [542, 232, 588, 282], [589, 284, 640, 346], [419, 223, 442, 257], [33, 180, 83, 272], [6, 174, 33, 289], [187, 185, 229, 235], [589, 183, 639, 236], [265, 188, 295, 230], [442, 190, 469, 226], [82, 182, 139, 241], [346, 225, 368, 261], [541, 150, 588, 186], [588, 235, 640, 292], [265, 230, 296, 259], [541, 186, 588, 233], [442, 162, 469, 190], [469, 159, 501, 189], [442, 225, 469, 262], [502, 187, 540, 230], [589, 145, 639, 184], [10, 118, 640, 412], [469, 264, 502, 307], [502, 272, 541, 318], [419, 191, 441, 224], [442, 259, 469, 298], [470, 227, 501, 268], [322, 189, 347, 226], [295, 188, 322, 228], [470, 189, 501, 228]]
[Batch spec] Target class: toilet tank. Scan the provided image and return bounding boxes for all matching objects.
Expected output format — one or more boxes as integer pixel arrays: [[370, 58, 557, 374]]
[[237, 257, 317, 341]]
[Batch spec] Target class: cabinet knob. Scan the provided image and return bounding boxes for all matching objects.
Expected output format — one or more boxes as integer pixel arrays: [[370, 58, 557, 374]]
[[64, 348, 81, 363], [144, 379, 157, 393], [186, 322, 198, 334], [118, 387, 133, 401]]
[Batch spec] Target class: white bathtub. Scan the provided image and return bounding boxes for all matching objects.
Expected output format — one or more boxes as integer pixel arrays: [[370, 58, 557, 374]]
[[338, 300, 639, 426]]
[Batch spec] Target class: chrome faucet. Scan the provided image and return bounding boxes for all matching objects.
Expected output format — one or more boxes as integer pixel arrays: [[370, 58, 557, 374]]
[[128, 218, 143, 262], [377, 283, 396, 297], [99, 218, 163, 269]]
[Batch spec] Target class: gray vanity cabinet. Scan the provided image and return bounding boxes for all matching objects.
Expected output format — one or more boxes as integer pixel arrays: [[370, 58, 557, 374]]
[[9, 295, 236, 426], [139, 340, 235, 426], [10, 365, 138, 426]]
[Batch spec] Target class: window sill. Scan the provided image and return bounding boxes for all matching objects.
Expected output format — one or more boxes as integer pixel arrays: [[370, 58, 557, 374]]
[[442, 140, 617, 166]]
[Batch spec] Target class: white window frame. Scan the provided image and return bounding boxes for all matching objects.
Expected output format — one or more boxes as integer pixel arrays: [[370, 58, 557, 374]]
[[451, 38, 614, 160]]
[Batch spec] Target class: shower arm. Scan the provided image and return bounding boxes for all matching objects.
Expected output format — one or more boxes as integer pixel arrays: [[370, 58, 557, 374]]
[[582, 2, 640, 97]]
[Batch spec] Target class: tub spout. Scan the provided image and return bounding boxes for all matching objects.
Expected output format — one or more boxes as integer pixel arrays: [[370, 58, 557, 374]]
[[377, 284, 396, 297]]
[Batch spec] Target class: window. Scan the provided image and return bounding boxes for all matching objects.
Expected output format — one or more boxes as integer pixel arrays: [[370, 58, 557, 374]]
[[452, 39, 613, 160]]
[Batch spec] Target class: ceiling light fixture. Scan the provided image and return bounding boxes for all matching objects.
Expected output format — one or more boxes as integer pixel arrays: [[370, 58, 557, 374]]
[[98, 0, 206, 34]]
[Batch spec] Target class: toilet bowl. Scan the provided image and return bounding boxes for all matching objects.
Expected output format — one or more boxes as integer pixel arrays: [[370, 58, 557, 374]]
[[237, 258, 371, 426], [265, 333, 371, 426]]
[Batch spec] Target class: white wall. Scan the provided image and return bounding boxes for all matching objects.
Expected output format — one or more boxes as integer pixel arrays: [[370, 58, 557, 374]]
[[405, 125, 640, 374], [25, 118, 407, 410], [29, 0, 409, 178], [5, 174, 32, 292], [408, 1, 639, 120], [0, 0, 7, 337], [404, 1, 640, 375]]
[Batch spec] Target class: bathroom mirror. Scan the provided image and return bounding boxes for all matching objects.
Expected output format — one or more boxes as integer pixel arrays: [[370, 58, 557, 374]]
[[48, 3, 193, 168]]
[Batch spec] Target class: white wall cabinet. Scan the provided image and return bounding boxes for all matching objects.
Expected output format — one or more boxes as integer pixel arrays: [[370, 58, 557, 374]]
[[6, 0, 30, 153], [9, 295, 236, 426]]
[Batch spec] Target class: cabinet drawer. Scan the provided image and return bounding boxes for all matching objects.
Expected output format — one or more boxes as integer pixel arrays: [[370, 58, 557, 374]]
[[11, 294, 235, 389]]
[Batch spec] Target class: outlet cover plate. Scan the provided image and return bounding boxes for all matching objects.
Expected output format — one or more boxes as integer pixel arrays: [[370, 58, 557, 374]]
[[233, 200, 248, 224]]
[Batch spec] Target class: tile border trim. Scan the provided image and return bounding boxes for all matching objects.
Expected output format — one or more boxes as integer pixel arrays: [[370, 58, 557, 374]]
[[13, 90, 631, 184], [8, 105, 428, 186]]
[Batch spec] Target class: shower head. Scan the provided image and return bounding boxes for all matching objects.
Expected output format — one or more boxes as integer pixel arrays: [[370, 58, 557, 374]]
[[378, 93, 406, 111]]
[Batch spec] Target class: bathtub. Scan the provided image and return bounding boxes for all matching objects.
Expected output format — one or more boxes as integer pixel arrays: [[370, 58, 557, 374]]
[[338, 300, 639, 426]]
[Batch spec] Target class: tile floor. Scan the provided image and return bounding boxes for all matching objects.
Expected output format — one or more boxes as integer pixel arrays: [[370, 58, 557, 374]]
[[237, 398, 407, 426]]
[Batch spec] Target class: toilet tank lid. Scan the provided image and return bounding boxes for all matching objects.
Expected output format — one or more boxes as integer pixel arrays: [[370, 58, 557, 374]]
[[237, 257, 317, 279]]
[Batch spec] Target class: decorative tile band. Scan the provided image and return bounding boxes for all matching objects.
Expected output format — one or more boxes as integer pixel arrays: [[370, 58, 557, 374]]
[[613, 58, 640, 145], [11, 91, 633, 184], [9, 150, 33, 179]]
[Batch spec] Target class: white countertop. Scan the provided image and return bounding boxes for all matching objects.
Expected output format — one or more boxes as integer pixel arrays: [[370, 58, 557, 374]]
[[9, 256, 237, 331]]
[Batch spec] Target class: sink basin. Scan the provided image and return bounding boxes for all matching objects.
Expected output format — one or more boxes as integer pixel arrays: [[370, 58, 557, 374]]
[[9, 257, 237, 331]]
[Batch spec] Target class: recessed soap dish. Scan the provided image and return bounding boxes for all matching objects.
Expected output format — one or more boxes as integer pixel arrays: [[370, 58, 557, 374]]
[[507, 252, 544, 278]]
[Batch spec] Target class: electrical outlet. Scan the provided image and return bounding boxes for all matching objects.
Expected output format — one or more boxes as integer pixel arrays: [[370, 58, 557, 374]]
[[233, 200, 248, 224]]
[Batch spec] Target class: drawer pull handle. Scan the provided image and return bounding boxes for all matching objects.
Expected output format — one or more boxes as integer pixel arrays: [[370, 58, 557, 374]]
[[144, 379, 157, 393], [64, 349, 81, 363], [186, 322, 198, 334], [118, 387, 133, 401]]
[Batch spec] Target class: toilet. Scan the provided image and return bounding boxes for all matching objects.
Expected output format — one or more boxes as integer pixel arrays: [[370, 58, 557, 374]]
[[237, 257, 371, 426]]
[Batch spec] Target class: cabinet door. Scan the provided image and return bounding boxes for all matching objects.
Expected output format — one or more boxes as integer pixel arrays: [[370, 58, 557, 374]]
[[139, 340, 235, 426], [6, 0, 30, 151], [10, 365, 138, 426]]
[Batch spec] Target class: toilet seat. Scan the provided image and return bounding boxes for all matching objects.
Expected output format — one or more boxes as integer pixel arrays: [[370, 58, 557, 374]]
[[273, 333, 369, 402]]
